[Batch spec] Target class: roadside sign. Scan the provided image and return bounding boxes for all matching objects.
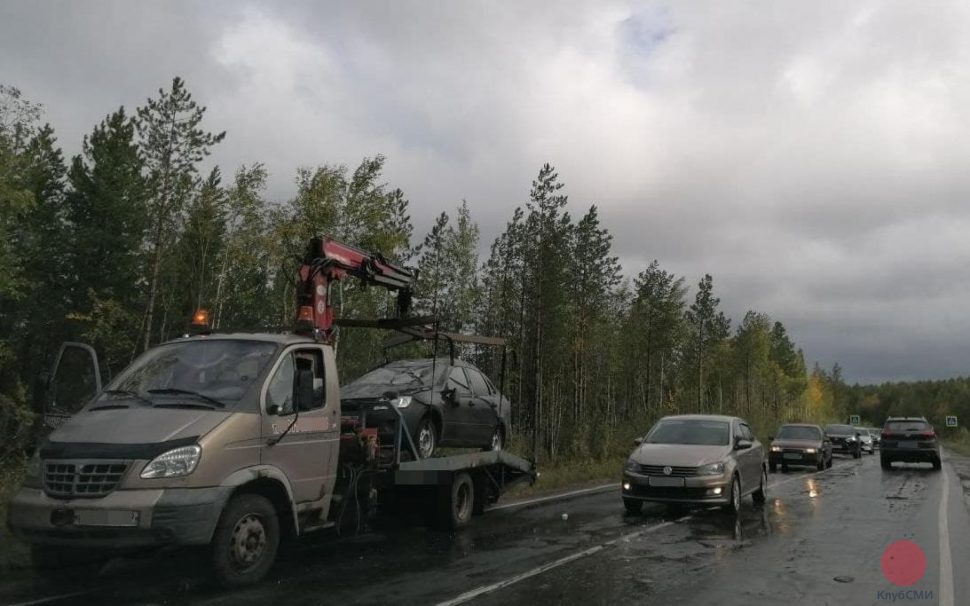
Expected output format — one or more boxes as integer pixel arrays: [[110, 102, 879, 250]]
[[849, 414, 861, 425], [946, 416, 958, 428]]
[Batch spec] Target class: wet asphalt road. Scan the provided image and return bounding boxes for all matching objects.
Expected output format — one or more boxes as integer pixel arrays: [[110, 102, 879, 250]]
[[2, 450, 968, 606]]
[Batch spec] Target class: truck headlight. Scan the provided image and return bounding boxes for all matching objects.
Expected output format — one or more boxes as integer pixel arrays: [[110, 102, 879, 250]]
[[141, 445, 201, 479], [391, 396, 412, 408], [697, 462, 726, 476]]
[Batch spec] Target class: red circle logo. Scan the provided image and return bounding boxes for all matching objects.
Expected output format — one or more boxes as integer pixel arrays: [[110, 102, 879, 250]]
[[881, 540, 926, 586]]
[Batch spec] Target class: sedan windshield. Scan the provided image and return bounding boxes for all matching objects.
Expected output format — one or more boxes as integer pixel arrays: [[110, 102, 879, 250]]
[[646, 420, 730, 446], [776, 426, 821, 441], [98, 340, 277, 408], [824, 424, 856, 436], [342, 360, 448, 397]]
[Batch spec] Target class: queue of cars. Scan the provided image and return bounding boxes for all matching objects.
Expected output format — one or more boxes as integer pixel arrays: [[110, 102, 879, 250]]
[[621, 414, 942, 514]]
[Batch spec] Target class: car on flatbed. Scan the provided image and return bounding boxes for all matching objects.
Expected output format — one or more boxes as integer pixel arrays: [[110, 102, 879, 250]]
[[341, 357, 511, 459], [823, 424, 862, 458], [880, 417, 942, 470], [621, 414, 767, 514], [768, 423, 832, 472]]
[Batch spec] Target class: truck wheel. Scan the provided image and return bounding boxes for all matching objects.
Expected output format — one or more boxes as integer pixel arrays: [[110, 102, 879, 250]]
[[416, 418, 437, 459], [437, 472, 475, 530], [211, 493, 280, 588]]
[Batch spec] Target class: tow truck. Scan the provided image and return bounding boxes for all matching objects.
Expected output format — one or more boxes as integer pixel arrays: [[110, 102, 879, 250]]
[[7, 235, 535, 587]]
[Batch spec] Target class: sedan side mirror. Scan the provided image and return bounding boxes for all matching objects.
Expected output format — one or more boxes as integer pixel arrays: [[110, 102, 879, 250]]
[[634, 437, 643, 446], [734, 439, 753, 450]]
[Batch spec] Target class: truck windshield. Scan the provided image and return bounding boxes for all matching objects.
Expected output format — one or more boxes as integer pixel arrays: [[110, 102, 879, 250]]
[[98, 340, 278, 407]]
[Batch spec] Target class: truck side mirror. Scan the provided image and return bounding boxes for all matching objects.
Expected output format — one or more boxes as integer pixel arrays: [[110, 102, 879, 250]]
[[293, 368, 315, 412]]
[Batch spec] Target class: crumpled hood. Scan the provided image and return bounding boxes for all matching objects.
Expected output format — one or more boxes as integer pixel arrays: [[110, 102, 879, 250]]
[[49, 407, 231, 445], [341, 383, 431, 400], [629, 443, 732, 467], [771, 438, 821, 449]]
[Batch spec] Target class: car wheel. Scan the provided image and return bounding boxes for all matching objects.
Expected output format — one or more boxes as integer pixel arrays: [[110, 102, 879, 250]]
[[781, 463, 789, 473], [722, 475, 742, 514], [932, 457, 942, 471], [826, 455, 833, 469], [211, 493, 280, 588], [416, 417, 437, 459], [769, 462, 777, 473], [623, 497, 642, 515], [880, 456, 892, 470], [816, 458, 825, 471], [752, 467, 767, 505], [483, 425, 504, 452], [853, 447, 861, 459]]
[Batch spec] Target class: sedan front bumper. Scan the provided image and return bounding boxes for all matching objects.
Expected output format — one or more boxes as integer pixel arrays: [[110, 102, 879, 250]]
[[769, 450, 821, 467], [621, 472, 731, 505]]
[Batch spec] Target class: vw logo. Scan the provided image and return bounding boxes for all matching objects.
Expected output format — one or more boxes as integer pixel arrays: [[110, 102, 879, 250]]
[[663, 466, 672, 476]]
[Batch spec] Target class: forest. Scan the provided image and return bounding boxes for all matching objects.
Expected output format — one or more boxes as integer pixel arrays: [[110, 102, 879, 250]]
[[1, 77, 859, 472]]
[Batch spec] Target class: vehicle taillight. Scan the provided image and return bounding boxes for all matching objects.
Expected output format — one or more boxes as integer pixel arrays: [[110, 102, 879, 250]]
[[881, 432, 891, 440], [919, 430, 936, 439]]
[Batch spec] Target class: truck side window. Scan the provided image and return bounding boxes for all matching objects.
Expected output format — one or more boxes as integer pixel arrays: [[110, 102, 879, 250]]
[[267, 354, 295, 414], [294, 350, 326, 411]]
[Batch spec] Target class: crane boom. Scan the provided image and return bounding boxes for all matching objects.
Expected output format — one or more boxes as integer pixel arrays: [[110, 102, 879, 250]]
[[295, 235, 416, 342]]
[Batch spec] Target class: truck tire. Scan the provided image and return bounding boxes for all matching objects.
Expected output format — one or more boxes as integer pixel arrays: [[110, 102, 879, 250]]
[[211, 493, 280, 588], [436, 472, 475, 530]]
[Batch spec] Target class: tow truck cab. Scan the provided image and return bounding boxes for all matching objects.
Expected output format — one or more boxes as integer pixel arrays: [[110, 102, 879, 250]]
[[8, 330, 535, 587]]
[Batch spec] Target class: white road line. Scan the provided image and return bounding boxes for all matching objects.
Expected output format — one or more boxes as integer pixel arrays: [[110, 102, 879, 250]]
[[7, 589, 96, 606], [939, 461, 954, 606], [435, 520, 677, 606], [489, 483, 618, 511]]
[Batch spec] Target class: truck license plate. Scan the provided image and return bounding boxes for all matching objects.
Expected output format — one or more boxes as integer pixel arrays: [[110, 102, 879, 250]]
[[73, 509, 140, 527], [649, 476, 685, 487]]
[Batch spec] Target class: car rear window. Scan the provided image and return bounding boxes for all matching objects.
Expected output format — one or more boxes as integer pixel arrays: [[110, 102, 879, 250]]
[[885, 420, 930, 432], [777, 426, 821, 440]]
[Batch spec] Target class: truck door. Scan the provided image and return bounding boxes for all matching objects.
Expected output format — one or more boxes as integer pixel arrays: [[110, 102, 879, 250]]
[[45, 342, 103, 431], [260, 345, 339, 506]]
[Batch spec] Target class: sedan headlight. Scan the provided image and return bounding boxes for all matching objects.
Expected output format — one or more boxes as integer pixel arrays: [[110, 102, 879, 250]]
[[770, 446, 782, 452], [141, 445, 201, 479], [391, 396, 413, 408], [804, 448, 817, 454], [623, 459, 638, 473], [845, 436, 855, 442], [697, 462, 726, 476]]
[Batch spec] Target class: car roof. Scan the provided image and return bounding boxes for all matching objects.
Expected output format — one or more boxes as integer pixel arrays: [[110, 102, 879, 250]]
[[658, 414, 738, 423], [779, 423, 822, 428], [885, 416, 927, 421]]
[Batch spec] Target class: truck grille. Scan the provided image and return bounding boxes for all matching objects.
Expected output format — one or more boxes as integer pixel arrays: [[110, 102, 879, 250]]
[[44, 460, 128, 499], [637, 464, 698, 477]]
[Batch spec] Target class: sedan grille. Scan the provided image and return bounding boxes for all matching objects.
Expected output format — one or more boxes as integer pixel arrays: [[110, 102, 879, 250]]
[[637, 464, 698, 477], [44, 460, 128, 499]]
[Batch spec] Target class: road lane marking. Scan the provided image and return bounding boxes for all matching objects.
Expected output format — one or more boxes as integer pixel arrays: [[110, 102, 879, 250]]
[[436, 520, 680, 606], [489, 483, 618, 511], [7, 589, 97, 606], [939, 462, 954, 606]]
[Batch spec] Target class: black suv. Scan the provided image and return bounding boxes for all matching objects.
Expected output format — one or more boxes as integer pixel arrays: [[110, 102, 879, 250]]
[[880, 417, 942, 471]]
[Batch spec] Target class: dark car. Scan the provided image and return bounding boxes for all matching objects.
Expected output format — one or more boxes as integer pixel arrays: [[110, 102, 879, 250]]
[[621, 415, 767, 514], [880, 417, 942, 470], [823, 424, 862, 458], [341, 358, 510, 459], [768, 423, 833, 472]]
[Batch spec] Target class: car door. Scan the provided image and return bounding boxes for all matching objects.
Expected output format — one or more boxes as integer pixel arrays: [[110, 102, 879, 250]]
[[741, 422, 763, 486], [463, 367, 500, 444], [260, 345, 339, 505], [442, 366, 477, 445], [733, 420, 759, 493]]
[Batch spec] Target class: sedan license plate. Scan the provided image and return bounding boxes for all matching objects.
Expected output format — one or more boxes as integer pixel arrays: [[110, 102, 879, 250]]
[[648, 476, 685, 487], [783, 453, 802, 460], [73, 509, 140, 527], [898, 441, 917, 449]]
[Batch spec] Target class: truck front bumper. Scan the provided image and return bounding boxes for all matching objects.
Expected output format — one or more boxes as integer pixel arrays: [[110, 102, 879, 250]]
[[7, 486, 232, 549]]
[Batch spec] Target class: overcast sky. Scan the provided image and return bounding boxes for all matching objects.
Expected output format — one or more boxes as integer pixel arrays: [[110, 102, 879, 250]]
[[3, 1, 970, 384]]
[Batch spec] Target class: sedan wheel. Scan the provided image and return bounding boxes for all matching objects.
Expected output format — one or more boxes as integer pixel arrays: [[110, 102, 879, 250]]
[[723, 475, 742, 514], [416, 418, 437, 459], [752, 468, 767, 504]]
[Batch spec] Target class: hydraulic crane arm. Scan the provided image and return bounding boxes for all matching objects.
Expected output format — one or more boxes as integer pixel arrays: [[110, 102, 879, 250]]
[[295, 235, 417, 342]]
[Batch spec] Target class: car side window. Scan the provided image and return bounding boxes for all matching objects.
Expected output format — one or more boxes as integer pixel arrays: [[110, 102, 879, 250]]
[[465, 368, 492, 396], [266, 348, 326, 415], [741, 423, 755, 442], [732, 420, 744, 444], [448, 367, 472, 396]]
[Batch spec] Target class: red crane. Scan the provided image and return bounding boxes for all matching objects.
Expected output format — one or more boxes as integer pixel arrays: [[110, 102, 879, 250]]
[[294, 236, 417, 343]]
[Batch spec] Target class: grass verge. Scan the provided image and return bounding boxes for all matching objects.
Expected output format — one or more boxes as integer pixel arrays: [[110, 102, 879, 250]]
[[504, 457, 618, 499]]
